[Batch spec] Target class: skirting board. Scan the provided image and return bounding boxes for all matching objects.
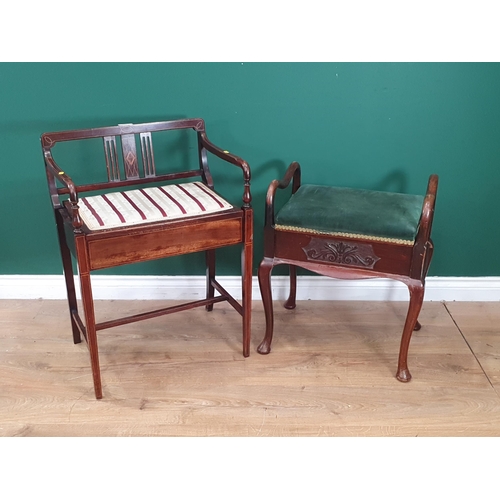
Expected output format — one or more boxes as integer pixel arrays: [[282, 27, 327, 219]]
[[0, 275, 499, 301]]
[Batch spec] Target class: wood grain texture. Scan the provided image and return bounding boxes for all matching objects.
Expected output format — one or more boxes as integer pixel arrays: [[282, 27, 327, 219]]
[[1, 299, 500, 436], [444, 302, 500, 394]]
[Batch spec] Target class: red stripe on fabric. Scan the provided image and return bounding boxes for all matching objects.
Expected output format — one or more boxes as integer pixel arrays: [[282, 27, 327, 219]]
[[139, 189, 168, 217], [121, 192, 146, 220], [102, 194, 126, 223], [157, 186, 187, 214], [176, 184, 206, 211], [82, 198, 104, 226], [193, 182, 225, 208]]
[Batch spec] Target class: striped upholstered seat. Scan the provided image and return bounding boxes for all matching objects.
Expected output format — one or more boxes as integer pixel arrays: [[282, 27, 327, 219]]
[[78, 181, 233, 231]]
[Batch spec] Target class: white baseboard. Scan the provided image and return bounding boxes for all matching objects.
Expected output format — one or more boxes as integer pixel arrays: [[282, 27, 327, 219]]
[[0, 275, 499, 301]]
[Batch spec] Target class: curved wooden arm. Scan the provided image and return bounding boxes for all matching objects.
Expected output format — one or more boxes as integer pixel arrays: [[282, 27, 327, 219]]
[[415, 174, 438, 245], [264, 161, 301, 227], [44, 151, 82, 229], [199, 132, 251, 207], [411, 174, 438, 280], [44, 152, 78, 201]]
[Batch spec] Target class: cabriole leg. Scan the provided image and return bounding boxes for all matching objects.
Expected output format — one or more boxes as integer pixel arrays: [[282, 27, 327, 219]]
[[257, 257, 275, 355], [396, 281, 425, 383], [284, 264, 297, 310]]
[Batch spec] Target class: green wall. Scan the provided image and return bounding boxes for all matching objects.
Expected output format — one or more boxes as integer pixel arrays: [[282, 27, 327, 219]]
[[1, 62, 499, 276]]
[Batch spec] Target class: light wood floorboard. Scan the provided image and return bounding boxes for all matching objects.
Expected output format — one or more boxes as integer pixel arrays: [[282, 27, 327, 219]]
[[1, 299, 500, 436]]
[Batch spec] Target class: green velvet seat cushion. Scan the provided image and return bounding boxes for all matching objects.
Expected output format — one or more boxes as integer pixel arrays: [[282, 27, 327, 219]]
[[275, 184, 424, 243]]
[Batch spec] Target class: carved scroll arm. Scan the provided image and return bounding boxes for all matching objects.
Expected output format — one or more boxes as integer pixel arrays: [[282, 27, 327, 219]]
[[199, 132, 252, 208], [265, 161, 301, 228]]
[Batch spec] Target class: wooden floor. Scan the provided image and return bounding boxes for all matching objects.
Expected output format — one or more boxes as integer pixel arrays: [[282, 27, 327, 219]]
[[1, 298, 500, 436]]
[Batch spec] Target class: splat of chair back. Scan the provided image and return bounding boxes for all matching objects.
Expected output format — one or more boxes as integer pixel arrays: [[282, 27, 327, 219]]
[[103, 128, 156, 181]]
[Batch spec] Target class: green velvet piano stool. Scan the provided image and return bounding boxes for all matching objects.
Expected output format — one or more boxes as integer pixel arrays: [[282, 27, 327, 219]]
[[257, 161, 438, 383]]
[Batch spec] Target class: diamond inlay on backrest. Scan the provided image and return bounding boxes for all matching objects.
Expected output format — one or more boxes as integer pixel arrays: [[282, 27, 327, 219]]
[[120, 133, 139, 179], [103, 131, 156, 181]]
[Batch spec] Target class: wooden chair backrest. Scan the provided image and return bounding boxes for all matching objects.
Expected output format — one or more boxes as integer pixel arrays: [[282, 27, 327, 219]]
[[42, 118, 213, 206]]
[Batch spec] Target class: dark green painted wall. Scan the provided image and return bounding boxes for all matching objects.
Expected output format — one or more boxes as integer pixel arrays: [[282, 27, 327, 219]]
[[1, 62, 499, 276]]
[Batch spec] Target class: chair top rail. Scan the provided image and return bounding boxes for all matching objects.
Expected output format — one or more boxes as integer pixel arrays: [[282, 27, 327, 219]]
[[41, 118, 205, 149]]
